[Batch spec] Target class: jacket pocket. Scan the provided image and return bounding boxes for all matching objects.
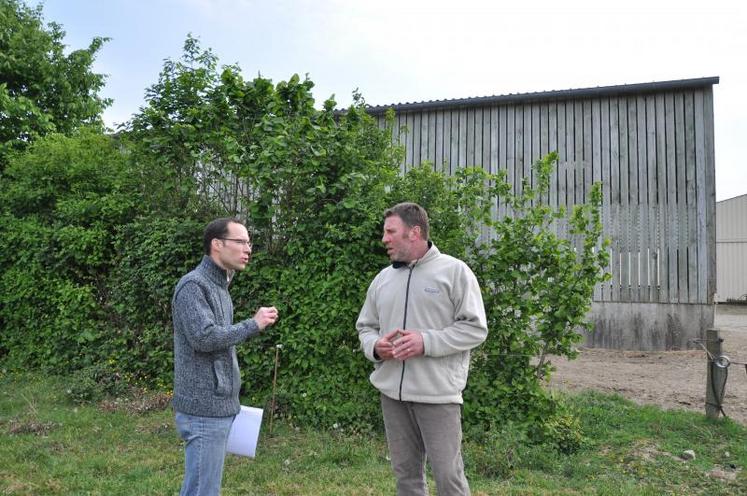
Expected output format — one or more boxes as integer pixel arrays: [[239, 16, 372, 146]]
[[447, 353, 469, 390], [212, 359, 230, 397]]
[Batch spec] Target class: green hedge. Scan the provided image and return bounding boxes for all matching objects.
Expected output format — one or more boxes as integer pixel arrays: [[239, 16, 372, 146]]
[[0, 44, 607, 442]]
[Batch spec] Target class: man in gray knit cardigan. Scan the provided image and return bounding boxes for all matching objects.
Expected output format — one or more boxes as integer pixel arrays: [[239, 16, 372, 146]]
[[172, 217, 278, 496]]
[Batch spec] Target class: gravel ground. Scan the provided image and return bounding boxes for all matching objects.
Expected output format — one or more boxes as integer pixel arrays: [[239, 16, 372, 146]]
[[548, 304, 747, 425]]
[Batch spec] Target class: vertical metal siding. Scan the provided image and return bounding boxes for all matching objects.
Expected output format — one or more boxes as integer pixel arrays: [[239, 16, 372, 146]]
[[376, 87, 716, 305], [716, 194, 747, 302]]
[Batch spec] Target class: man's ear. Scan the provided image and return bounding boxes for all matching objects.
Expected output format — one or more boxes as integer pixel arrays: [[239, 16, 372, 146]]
[[211, 237, 222, 253], [410, 225, 421, 241]]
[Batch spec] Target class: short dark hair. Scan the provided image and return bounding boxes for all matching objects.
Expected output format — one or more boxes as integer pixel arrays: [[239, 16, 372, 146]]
[[203, 217, 246, 255], [384, 202, 429, 240]]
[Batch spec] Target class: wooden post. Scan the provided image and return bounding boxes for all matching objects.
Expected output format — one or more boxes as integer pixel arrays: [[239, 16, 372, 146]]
[[705, 328, 726, 420], [269, 344, 281, 435]]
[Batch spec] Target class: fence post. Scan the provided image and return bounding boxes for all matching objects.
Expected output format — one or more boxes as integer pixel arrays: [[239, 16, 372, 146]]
[[705, 328, 726, 420]]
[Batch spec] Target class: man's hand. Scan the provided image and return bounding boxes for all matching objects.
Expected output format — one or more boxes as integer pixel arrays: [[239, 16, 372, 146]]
[[392, 329, 424, 360], [374, 329, 401, 360], [253, 306, 279, 330]]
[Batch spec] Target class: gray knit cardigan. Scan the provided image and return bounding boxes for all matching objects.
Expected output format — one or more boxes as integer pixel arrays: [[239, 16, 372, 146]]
[[172, 256, 260, 417]]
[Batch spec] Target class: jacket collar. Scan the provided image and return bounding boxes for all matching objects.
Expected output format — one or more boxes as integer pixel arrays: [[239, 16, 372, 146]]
[[392, 241, 439, 269], [199, 255, 230, 288]]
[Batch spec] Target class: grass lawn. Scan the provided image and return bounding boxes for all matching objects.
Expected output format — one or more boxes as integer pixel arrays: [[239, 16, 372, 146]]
[[1, 372, 745, 495]]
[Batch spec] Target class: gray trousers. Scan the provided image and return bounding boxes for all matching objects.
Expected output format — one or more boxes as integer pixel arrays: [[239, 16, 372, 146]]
[[380, 394, 470, 496]]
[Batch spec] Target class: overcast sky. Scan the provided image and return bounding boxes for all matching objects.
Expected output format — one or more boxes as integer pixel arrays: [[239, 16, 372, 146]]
[[40, 0, 746, 201]]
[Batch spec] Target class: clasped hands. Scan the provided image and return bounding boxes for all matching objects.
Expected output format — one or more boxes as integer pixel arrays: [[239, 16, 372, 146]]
[[375, 329, 424, 361]]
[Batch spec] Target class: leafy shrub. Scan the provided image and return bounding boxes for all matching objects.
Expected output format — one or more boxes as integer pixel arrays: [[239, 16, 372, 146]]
[[464, 153, 609, 430], [464, 422, 529, 479], [535, 407, 585, 454], [0, 129, 145, 372], [65, 362, 128, 404], [107, 217, 205, 386], [0, 0, 109, 169], [0, 36, 608, 442]]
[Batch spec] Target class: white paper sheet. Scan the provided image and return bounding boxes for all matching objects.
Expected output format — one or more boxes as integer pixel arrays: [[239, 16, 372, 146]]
[[226, 405, 264, 458]]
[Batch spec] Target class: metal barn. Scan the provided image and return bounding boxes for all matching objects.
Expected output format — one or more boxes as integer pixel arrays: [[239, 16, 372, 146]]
[[716, 194, 747, 303], [367, 77, 719, 351]]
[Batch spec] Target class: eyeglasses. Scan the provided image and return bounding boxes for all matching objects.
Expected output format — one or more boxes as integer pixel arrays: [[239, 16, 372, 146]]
[[219, 238, 253, 249]]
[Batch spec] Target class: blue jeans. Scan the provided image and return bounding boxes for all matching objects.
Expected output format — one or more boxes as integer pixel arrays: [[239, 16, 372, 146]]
[[175, 411, 236, 496]]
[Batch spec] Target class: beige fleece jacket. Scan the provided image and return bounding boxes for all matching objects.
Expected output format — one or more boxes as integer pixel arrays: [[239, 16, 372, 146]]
[[356, 244, 487, 404]]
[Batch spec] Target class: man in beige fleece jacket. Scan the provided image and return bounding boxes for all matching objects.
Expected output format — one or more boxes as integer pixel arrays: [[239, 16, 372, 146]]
[[357, 202, 488, 496]]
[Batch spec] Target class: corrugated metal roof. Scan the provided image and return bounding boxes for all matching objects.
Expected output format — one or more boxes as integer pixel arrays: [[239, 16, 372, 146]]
[[717, 192, 747, 205], [364, 76, 720, 115]]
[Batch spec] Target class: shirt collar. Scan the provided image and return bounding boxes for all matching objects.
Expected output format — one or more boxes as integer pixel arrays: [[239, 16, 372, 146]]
[[392, 241, 436, 269], [199, 255, 230, 288]]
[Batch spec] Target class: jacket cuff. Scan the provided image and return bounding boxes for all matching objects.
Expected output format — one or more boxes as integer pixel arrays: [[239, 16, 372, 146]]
[[243, 318, 261, 337], [364, 338, 381, 362], [421, 331, 432, 356]]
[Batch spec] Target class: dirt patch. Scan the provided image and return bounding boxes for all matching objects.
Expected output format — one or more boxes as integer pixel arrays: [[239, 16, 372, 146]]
[[99, 390, 172, 415], [547, 304, 747, 425], [5, 418, 60, 436]]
